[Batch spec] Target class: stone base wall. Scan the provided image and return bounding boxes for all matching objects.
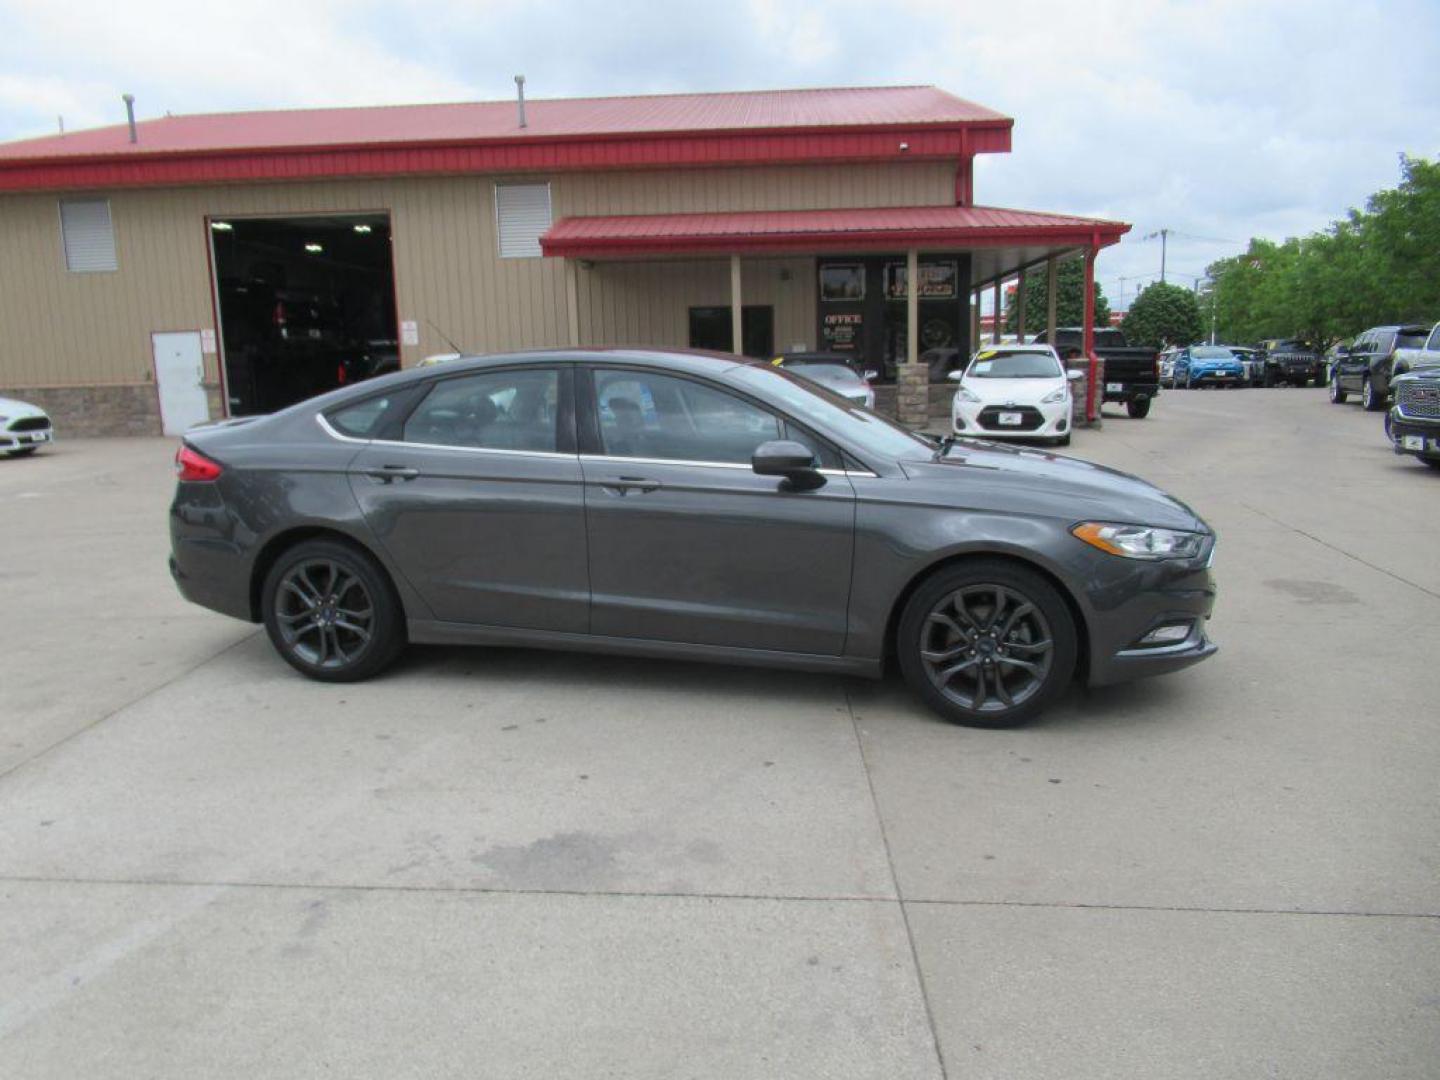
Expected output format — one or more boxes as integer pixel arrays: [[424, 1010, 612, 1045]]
[[0, 385, 162, 437]]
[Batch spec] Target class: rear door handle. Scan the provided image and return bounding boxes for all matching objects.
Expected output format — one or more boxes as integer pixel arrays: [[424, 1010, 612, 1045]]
[[602, 475, 662, 496], [362, 465, 420, 482]]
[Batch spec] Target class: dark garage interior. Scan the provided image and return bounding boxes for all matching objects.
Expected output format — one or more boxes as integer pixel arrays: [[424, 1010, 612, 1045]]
[[210, 213, 398, 416]]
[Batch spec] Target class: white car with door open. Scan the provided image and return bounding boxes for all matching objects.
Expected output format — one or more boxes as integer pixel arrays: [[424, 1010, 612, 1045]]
[[948, 344, 1080, 447]]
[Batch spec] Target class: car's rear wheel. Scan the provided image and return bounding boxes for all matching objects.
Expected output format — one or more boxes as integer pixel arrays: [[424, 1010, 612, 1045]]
[[896, 560, 1078, 728], [1127, 398, 1152, 419], [1329, 379, 1348, 404], [262, 539, 405, 682]]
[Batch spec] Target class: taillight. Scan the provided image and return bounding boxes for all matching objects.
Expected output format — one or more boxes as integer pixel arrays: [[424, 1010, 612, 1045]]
[[175, 444, 223, 482], [337, 363, 348, 385]]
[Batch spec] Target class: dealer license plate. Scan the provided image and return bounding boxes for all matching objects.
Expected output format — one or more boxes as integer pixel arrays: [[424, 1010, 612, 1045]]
[[25, 432, 48, 443], [997, 412, 1023, 426], [1106, 382, 1122, 392], [1403, 435, 1425, 451]]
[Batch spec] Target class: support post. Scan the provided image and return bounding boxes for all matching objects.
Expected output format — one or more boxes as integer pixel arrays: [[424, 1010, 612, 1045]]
[[1083, 244, 1101, 426], [971, 289, 980, 351], [992, 279, 1002, 343], [564, 258, 580, 347], [729, 255, 743, 356], [896, 248, 929, 428], [1046, 256, 1059, 342], [1015, 267, 1027, 342]]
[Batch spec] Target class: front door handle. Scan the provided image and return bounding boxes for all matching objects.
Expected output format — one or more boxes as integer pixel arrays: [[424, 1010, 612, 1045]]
[[602, 475, 662, 496], [362, 465, 420, 483]]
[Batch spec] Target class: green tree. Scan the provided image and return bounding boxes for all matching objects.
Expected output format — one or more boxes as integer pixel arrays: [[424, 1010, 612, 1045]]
[[1205, 155, 1440, 347], [1122, 281, 1204, 348], [1003, 259, 1110, 335]]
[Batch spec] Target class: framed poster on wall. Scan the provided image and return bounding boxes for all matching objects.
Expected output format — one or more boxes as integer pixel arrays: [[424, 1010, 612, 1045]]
[[819, 263, 865, 302], [884, 260, 959, 301]]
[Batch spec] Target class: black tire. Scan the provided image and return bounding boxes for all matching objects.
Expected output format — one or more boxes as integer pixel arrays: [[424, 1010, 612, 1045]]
[[896, 559, 1078, 728], [1054, 433, 1072, 447], [1425, 459, 1440, 471], [261, 538, 406, 682], [1127, 397, 1152, 419], [1329, 379, 1348, 404], [1362, 377, 1385, 412], [1263, 369, 1276, 388]]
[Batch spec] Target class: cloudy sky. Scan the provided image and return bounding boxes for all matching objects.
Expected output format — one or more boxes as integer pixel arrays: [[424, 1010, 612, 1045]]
[[2, 0, 1436, 309]]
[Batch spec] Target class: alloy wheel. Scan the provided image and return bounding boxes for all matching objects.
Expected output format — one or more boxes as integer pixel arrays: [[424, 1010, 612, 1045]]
[[919, 584, 1054, 714], [274, 559, 374, 669]]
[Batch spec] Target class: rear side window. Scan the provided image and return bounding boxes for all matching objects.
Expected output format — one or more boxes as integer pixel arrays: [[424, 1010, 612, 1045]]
[[403, 369, 559, 452], [1396, 331, 1427, 350], [328, 395, 395, 438]]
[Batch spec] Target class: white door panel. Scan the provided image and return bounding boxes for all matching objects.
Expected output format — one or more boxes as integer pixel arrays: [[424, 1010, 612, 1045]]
[[152, 332, 209, 436]]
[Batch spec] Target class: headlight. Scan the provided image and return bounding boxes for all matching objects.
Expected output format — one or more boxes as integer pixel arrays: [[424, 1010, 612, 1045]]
[[1041, 387, 1068, 404], [1071, 522, 1205, 560], [955, 385, 981, 404]]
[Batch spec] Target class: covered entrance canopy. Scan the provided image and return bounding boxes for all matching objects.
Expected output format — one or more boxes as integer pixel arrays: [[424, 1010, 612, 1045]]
[[541, 203, 1130, 384]]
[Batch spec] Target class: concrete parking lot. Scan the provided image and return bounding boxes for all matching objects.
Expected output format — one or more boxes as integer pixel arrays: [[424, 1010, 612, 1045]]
[[2, 387, 1437, 1079]]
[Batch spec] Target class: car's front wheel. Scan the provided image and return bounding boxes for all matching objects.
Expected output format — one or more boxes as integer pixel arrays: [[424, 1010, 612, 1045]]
[[1361, 377, 1385, 412], [896, 560, 1078, 728], [261, 539, 406, 682], [1329, 379, 1348, 404]]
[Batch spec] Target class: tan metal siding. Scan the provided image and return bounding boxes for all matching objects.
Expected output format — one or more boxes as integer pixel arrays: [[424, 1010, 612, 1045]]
[[0, 161, 952, 391]]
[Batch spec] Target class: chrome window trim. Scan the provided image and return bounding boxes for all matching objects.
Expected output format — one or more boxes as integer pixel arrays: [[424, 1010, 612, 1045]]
[[315, 413, 576, 461], [579, 452, 874, 478]]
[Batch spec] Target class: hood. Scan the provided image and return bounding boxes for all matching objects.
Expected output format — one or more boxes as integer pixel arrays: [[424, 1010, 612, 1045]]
[[1189, 356, 1241, 370], [900, 440, 1206, 533], [0, 395, 48, 421], [958, 376, 1065, 405]]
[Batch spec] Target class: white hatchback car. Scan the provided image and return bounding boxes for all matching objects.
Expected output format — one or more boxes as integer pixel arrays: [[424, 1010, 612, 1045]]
[[948, 344, 1078, 446], [0, 395, 54, 457]]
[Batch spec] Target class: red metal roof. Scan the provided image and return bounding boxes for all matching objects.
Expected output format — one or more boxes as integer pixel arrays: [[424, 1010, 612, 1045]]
[[541, 204, 1130, 258], [0, 86, 1013, 192]]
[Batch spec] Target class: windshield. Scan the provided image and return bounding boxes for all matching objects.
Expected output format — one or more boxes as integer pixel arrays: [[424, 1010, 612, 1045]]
[[1192, 346, 1236, 359], [786, 362, 863, 385], [966, 351, 1062, 379], [731, 364, 933, 461]]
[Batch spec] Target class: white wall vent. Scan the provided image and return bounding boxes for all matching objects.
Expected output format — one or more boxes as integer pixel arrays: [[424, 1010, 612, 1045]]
[[495, 183, 552, 259], [59, 199, 118, 272]]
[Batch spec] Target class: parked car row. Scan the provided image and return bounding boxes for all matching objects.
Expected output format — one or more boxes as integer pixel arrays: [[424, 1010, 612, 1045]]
[[1158, 340, 1325, 390], [1326, 320, 1440, 470]]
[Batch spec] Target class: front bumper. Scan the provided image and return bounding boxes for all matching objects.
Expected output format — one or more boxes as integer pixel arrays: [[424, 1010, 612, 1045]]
[[1, 428, 53, 451], [1085, 550, 1219, 687], [1187, 368, 1243, 385], [952, 398, 1070, 438], [1389, 414, 1440, 461]]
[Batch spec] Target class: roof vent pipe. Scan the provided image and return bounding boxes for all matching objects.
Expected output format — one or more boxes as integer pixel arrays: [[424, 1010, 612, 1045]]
[[122, 93, 137, 143], [514, 75, 527, 129]]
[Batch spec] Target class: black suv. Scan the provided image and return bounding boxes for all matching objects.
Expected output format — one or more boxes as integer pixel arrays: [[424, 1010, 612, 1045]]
[[1330, 325, 1430, 411], [1257, 339, 1322, 387]]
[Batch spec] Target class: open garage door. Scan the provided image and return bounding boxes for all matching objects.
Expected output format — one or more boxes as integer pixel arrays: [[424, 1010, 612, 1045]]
[[209, 213, 398, 416]]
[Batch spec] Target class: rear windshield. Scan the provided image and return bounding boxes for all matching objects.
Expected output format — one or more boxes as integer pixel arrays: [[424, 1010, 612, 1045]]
[[966, 351, 1063, 378]]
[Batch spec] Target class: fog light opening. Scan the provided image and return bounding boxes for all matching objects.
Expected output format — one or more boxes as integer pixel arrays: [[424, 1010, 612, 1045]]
[[1137, 621, 1193, 647]]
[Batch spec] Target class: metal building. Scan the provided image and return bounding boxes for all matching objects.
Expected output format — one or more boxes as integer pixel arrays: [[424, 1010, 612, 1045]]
[[0, 85, 1128, 435]]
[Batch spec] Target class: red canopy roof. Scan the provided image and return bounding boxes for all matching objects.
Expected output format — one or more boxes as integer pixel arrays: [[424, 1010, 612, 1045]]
[[541, 204, 1130, 258], [0, 86, 1013, 192]]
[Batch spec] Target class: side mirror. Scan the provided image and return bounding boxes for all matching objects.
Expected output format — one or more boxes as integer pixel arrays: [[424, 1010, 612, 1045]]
[[752, 440, 824, 490], [946, 370, 964, 382], [1066, 369, 1085, 382]]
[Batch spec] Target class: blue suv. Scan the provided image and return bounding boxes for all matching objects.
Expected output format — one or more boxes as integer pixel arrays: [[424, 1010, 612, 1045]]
[[1174, 345, 1244, 389]]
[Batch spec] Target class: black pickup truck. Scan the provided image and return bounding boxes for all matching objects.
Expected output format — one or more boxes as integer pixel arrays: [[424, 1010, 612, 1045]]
[[1030, 327, 1160, 418]]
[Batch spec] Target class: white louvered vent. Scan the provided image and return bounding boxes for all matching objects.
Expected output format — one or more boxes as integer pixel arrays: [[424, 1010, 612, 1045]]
[[59, 199, 118, 272], [495, 183, 552, 259]]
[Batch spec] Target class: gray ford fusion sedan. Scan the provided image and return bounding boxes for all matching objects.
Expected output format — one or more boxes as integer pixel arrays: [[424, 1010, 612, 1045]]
[[170, 348, 1217, 727]]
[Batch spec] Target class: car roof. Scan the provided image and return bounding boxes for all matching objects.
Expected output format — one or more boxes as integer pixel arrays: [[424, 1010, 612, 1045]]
[[973, 343, 1056, 355]]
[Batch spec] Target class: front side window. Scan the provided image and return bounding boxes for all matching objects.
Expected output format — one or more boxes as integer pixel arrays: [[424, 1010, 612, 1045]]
[[403, 368, 558, 452], [593, 369, 782, 464], [1427, 327, 1440, 352]]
